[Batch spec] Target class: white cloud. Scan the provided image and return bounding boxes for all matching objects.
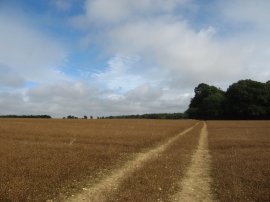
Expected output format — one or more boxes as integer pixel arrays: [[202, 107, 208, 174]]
[[74, 0, 255, 90], [108, 18, 248, 87], [221, 0, 270, 30], [21, 80, 187, 117], [126, 83, 162, 102], [220, 0, 270, 83], [77, 0, 270, 87], [0, 11, 67, 84], [92, 55, 148, 92], [0, 64, 25, 88], [26, 81, 99, 116], [0, 92, 27, 115], [82, 0, 189, 24], [50, 0, 76, 11]]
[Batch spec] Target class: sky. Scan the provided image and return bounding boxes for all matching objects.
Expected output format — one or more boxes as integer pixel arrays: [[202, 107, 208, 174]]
[[0, 0, 270, 118]]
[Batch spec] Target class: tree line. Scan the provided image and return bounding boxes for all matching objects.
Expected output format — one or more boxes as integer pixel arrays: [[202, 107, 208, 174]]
[[63, 115, 93, 119], [103, 113, 186, 119], [0, 115, 51, 118], [186, 79, 270, 120]]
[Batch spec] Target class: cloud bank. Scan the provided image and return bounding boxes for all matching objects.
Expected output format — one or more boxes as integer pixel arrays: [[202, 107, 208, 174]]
[[0, 0, 270, 117]]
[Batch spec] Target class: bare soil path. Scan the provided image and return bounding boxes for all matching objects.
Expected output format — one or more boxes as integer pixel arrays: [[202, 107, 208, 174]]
[[172, 122, 214, 202], [66, 123, 198, 202]]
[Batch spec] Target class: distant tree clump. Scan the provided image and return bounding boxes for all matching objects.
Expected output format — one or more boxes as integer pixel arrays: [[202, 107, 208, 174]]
[[0, 115, 51, 118], [66, 115, 78, 119], [186, 79, 270, 120]]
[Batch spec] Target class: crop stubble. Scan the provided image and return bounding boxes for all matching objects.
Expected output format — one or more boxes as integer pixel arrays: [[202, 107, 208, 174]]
[[0, 118, 195, 201], [173, 122, 214, 202], [107, 122, 202, 202], [208, 121, 270, 202], [1, 119, 268, 201]]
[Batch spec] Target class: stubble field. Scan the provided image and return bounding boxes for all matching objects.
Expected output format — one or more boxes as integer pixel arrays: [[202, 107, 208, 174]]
[[0, 119, 269, 201], [208, 121, 270, 201], [0, 119, 195, 201]]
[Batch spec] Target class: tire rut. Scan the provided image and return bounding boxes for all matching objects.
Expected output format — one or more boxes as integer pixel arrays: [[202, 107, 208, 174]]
[[172, 122, 214, 202], [66, 123, 198, 202]]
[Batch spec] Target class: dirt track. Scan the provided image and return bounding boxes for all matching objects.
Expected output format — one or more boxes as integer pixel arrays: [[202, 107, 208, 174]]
[[173, 122, 214, 201], [66, 123, 198, 202]]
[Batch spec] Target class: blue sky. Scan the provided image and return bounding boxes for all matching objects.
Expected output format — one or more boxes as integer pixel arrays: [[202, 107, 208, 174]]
[[0, 0, 270, 117]]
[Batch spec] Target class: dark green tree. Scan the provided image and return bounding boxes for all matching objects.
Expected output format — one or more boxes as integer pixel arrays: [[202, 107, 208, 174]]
[[186, 83, 225, 119], [266, 81, 270, 116], [226, 79, 269, 119]]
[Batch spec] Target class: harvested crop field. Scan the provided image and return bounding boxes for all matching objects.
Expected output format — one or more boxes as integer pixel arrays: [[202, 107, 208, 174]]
[[208, 121, 270, 202], [0, 119, 269, 201], [107, 122, 203, 202], [0, 118, 195, 201]]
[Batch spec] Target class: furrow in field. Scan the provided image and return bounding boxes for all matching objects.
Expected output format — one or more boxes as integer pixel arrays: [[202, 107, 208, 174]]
[[173, 122, 214, 202], [66, 123, 198, 202]]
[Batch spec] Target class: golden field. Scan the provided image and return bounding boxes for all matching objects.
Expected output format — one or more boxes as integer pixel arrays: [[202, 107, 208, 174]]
[[0, 119, 195, 201], [107, 122, 203, 201], [208, 121, 270, 201], [0, 119, 269, 201]]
